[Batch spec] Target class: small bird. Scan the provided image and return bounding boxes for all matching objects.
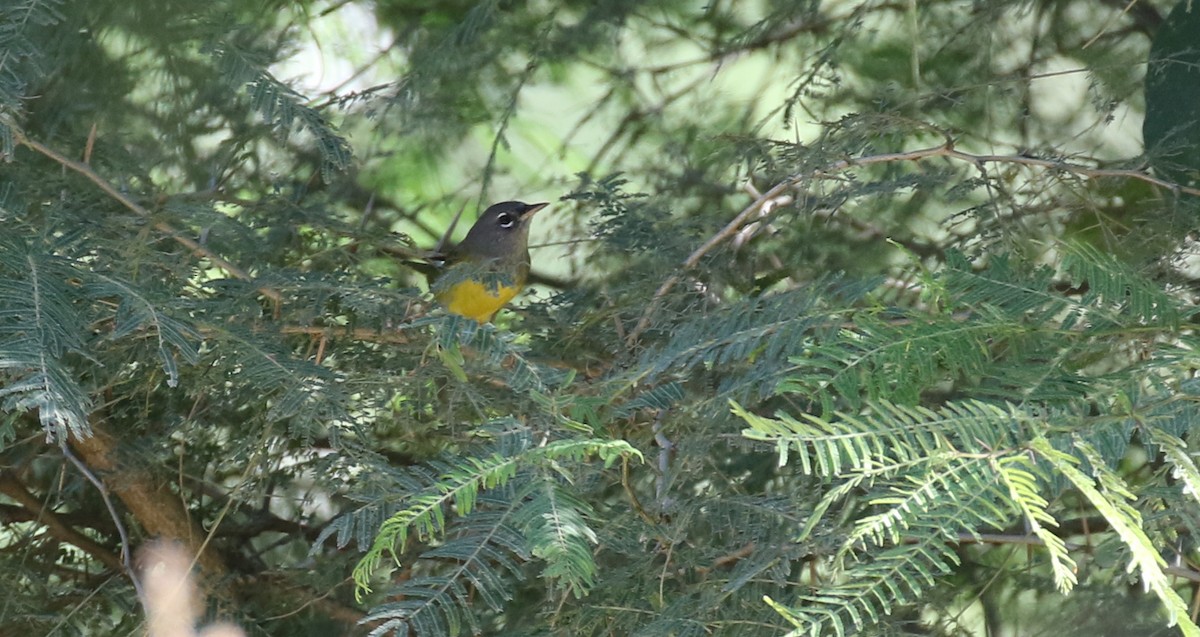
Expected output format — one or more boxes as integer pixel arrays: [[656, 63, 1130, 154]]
[[430, 201, 548, 323]]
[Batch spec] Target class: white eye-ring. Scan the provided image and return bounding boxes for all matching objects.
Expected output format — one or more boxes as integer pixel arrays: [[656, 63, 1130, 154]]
[[497, 213, 515, 228]]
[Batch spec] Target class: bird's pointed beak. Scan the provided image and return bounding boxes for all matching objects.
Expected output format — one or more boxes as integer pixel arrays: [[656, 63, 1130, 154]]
[[524, 202, 549, 217]]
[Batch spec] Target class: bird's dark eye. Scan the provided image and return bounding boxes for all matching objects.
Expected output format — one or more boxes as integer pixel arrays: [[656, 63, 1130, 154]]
[[496, 213, 515, 229]]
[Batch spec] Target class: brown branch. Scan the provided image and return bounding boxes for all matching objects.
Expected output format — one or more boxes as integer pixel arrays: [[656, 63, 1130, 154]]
[[68, 419, 229, 589], [246, 574, 364, 626], [625, 141, 1200, 345], [277, 323, 414, 343], [0, 502, 113, 531], [688, 542, 757, 578], [15, 132, 281, 303], [0, 470, 124, 572]]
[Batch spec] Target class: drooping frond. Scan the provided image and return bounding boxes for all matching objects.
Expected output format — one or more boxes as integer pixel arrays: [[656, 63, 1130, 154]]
[[751, 451, 1012, 636], [517, 476, 599, 598], [86, 273, 201, 388], [736, 399, 1022, 478], [1034, 438, 1200, 637], [361, 504, 528, 637], [997, 455, 1077, 592], [0, 236, 93, 438], [767, 536, 962, 637], [738, 386, 1200, 636], [350, 453, 522, 598], [348, 434, 639, 599], [204, 33, 352, 180], [1059, 242, 1181, 329]]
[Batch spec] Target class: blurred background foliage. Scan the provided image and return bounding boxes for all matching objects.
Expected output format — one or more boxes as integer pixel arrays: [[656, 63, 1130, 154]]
[[2, 0, 1200, 635]]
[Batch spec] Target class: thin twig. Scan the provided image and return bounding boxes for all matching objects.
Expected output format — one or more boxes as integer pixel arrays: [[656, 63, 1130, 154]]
[[277, 324, 414, 343], [16, 133, 281, 302], [59, 439, 143, 599], [624, 141, 1200, 345], [947, 531, 1200, 583], [625, 177, 796, 345], [621, 456, 656, 525]]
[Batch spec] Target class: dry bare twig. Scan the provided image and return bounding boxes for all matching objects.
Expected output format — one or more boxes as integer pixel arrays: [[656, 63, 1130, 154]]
[[625, 141, 1200, 345]]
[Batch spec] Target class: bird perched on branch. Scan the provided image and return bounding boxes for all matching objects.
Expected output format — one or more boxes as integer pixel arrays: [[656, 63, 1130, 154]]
[[426, 201, 549, 323]]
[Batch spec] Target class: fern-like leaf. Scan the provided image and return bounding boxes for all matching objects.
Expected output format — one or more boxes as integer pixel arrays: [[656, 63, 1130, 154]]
[[362, 507, 527, 637], [87, 274, 201, 388], [351, 437, 639, 599], [1034, 437, 1200, 636], [997, 456, 1077, 592], [204, 33, 352, 180], [736, 399, 1021, 478], [519, 477, 599, 598], [0, 238, 92, 438]]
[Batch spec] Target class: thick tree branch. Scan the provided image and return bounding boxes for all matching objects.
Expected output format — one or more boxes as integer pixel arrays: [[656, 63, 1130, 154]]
[[0, 470, 124, 572], [68, 420, 229, 588]]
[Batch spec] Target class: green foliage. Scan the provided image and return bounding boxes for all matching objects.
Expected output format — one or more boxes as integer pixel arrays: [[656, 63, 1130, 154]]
[[0, 1, 63, 116], [1144, 0, 1200, 189], [205, 33, 354, 181], [0, 235, 94, 439], [347, 435, 637, 600], [2, 1, 1200, 636], [1036, 438, 1197, 636], [734, 245, 1200, 635]]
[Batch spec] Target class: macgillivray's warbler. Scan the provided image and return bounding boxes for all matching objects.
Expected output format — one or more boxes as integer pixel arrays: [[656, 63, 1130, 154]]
[[428, 201, 549, 323]]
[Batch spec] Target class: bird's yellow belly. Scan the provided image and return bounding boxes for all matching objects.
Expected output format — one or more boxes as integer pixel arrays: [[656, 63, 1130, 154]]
[[437, 279, 522, 323]]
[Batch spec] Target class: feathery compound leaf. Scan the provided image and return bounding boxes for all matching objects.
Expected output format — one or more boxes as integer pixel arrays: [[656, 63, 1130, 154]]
[[519, 477, 599, 597], [86, 274, 201, 388], [205, 325, 350, 441], [1145, 427, 1200, 509], [997, 456, 1077, 592], [942, 251, 1066, 322], [796, 315, 1017, 410], [770, 532, 963, 637], [350, 436, 639, 633], [204, 32, 352, 181], [352, 436, 639, 600], [614, 381, 685, 417], [736, 399, 1022, 478], [840, 457, 1006, 554], [361, 506, 527, 637], [0, 239, 92, 438], [1059, 242, 1181, 329], [353, 454, 516, 599], [767, 456, 1016, 637], [1033, 437, 1200, 636], [532, 437, 643, 467], [739, 399, 1046, 635]]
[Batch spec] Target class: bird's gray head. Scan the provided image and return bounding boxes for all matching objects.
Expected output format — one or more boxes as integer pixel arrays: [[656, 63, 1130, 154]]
[[454, 201, 548, 263]]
